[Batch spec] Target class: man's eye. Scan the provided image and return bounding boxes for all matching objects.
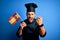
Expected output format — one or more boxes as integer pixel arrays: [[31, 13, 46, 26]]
[[28, 14, 30, 15]]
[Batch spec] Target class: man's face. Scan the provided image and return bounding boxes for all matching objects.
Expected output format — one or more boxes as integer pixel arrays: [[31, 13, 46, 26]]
[[27, 12, 35, 23]]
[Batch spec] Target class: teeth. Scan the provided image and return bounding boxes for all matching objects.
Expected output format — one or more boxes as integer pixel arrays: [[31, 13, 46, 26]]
[[31, 18, 32, 20]]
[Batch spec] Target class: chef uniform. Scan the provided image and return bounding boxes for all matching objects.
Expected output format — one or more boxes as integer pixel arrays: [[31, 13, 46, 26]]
[[17, 3, 46, 40]]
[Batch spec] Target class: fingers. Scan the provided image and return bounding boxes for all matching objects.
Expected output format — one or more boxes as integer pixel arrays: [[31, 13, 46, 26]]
[[20, 21, 27, 29], [22, 22, 27, 27], [36, 16, 42, 22], [36, 16, 42, 25], [37, 16, 42, 20]]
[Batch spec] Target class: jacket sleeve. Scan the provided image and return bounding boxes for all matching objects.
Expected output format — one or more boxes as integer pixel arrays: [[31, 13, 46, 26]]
[[40, 31, 46, 37], [16, 26, 22, 38], [37, 25, 46, 37]]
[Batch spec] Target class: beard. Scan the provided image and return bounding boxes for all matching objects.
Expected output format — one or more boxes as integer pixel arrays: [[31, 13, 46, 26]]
[[28, 17, 34, 23]]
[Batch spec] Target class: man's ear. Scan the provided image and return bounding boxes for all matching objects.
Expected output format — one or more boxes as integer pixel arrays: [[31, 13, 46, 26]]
[[34, 13, 36, 16], [26, 13, 27, 16]]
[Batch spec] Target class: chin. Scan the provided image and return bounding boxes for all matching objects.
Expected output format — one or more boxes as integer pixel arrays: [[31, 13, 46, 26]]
[[29, 21, 33, 23], [29, 20, 33, 23]]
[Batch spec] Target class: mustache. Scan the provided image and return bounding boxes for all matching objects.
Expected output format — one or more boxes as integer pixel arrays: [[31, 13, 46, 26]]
[[28, 17, 33, 19]]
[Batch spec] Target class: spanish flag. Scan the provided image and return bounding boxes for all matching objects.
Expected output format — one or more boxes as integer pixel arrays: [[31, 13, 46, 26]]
[[8, 12, 20, 25]]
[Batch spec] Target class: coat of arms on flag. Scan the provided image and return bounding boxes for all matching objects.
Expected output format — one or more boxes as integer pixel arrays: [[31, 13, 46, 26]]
[[8, 12, 20, 25]]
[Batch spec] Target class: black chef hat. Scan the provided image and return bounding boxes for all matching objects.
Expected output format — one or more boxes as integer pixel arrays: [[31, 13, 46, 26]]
[[25, 3, 38, 12]]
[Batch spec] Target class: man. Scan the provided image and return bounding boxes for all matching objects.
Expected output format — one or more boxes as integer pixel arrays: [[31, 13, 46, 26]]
[[17, 3, 46, 40]]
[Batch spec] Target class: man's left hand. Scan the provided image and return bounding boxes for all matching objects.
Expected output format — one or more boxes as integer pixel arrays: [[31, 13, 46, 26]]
[[36, 16, 42, 26]]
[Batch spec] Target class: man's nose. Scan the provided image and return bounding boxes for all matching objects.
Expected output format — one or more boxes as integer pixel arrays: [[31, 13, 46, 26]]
[[29, 15, 32, 17]]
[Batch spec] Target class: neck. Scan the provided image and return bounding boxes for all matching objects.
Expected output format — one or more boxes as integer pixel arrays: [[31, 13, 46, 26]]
[[28, 18, 35, 23]]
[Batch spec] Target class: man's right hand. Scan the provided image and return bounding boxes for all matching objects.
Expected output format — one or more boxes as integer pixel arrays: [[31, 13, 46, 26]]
[[20, 21, 27, 29]]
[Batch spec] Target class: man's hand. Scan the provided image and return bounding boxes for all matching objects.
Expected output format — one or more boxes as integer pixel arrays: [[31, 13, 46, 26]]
[[20, 21, 27, 29], [36, 16, 42, 26]]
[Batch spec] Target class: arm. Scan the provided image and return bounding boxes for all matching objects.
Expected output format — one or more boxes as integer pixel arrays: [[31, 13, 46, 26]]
[[16, 26, 23, 37], [38, 24, 46, 37], [36, 16, 46, 37], [16, 22, 27, 37], [18, 27, 23, 36]]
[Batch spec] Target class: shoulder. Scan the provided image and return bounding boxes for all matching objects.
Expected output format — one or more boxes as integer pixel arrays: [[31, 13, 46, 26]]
[[24, 19, 28, 22], [20, 19, 27, 23], [34, 18, 36, 22], [23, 19, 28, 23]]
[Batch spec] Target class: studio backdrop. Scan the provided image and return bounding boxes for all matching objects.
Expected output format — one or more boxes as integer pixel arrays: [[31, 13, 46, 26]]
[[0, 0, 60, 40]]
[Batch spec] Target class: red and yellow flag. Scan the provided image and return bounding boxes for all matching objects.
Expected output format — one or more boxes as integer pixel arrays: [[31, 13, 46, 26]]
[[8, 12, 20, 25]]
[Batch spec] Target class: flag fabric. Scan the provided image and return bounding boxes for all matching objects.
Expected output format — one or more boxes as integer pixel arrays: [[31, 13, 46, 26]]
[[8, 12, 20, 25]]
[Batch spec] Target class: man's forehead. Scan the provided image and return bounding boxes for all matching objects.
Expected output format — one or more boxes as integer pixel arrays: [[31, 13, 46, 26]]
[[27, 12, 35, 14]]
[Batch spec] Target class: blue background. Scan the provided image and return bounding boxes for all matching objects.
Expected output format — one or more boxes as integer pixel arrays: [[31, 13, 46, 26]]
[[0, 0, 60, 40]]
